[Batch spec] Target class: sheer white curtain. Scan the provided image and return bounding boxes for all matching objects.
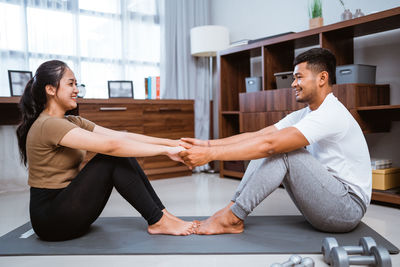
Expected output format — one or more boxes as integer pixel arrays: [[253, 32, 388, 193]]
[[1, 0, 160, 98], [0, 0, 160, 192], [160, 0, 210, 171]]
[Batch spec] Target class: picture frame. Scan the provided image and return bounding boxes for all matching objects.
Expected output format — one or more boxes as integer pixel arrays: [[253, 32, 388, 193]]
[[8, 70, 33, 96], [107, 80, 134, 98]]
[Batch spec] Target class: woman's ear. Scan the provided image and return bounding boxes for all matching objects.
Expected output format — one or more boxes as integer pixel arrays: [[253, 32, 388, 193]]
[[45, 85, 56, 96]]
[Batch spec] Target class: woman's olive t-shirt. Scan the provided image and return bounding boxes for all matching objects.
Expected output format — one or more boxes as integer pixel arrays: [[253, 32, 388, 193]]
[[26, 112, 95, 189]]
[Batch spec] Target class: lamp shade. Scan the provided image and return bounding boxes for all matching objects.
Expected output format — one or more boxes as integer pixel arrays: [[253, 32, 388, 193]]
[[190, 25, 229, 57]]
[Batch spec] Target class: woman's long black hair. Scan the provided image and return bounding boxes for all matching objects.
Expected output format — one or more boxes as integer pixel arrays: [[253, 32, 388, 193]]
[[16, 60, 68, 166]]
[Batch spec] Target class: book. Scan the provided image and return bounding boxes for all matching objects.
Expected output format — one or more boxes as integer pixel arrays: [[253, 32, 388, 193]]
[[144, 76, 161, 99], [248, 32, 294, 44], [151, 76, 156, 99], [156, 76, 160, 99], [147, 77, 152, 99], [144, 78, 148, 99]]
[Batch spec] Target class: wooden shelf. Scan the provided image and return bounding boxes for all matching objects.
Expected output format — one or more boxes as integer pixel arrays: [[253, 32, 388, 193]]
[[222, 169, 244, 179], [221, 111, 240, 115], [357, 105, 400, 122], [0, 97, 21, 125], [217, 7, 400, 207], [0, 97, 20, 103], [372, 187, 400, 206], [357, 104, 400, 111], [219, 7, 400, 56]]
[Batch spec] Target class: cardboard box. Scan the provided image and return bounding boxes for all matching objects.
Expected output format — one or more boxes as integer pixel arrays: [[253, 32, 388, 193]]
[[372, 168, 400, 190]]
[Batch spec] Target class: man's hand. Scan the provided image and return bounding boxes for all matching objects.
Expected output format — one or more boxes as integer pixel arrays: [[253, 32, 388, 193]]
[[166, 146, 186, 163], [180, 137, 208, 147], [179, 144, 214, 167]]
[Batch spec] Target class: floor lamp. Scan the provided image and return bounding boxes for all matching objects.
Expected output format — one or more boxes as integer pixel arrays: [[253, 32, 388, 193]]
[[190, 25, 229, 100], [190, 25, 229, 171]]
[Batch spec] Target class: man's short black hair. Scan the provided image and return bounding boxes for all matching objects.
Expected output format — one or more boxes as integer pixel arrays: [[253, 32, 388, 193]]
[[293, 48, 336, 85]]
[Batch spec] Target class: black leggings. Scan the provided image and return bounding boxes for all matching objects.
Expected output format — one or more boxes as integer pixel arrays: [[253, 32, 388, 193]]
[[29, 154, 165, 241]]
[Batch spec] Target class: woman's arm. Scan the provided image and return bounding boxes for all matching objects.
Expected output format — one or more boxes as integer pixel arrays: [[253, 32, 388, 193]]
[[93, 125, 179, 147], [59, 127, 184, 159]]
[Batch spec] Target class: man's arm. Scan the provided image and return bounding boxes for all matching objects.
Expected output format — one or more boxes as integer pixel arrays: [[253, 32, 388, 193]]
[[180, 127, 309, 167], [181, 125, 279, 147]]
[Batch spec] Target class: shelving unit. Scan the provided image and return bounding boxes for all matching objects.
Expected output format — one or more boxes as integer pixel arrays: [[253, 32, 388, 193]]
[[217, 7, 400, 205]]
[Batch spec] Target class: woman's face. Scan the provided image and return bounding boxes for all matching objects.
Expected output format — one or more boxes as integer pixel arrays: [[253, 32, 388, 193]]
[[54, 68, 79, 111]]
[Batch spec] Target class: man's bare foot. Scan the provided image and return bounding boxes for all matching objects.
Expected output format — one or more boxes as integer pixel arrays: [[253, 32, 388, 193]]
[[148, 213, 194, 236], [195, 202, 244, 235]]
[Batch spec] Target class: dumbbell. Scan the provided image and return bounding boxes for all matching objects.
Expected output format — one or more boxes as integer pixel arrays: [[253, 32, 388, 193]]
[[322, 236, 376, 263], [294, 257, 315, 267], [330, 245, 391, 267], [270, 255, 302, 267], [270, 255, 314, 267]]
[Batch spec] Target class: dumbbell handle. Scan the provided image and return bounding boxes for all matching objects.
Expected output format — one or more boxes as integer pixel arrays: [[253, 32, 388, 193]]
[[342, 245, 364, 254], [348, 255, 375, 265]]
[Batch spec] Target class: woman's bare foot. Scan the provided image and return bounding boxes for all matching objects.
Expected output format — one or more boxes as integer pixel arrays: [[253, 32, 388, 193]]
[[195, 202, 244, 235], [162, 209, 200, 231], [148, 213, 194, 236], [162, 209, 185, 223]]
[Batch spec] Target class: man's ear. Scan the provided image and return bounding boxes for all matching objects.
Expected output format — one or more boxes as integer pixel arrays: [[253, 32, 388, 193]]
[[45, 85, 56, 96], [318, 71, 329, 86]]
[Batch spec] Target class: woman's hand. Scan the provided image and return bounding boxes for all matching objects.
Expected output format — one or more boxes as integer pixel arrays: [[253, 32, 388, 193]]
[[178, 144, 214, 167], [180, 137, 208, 147], [166, 146, 186, 163], [165, 139, 181, 147]]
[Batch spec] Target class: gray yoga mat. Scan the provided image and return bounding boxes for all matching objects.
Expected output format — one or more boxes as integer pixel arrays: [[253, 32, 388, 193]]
[[0, 216, 398, 256]]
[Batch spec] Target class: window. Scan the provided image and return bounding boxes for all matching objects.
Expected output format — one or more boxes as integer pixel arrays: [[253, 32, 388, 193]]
[[0, 0, 160, 99]]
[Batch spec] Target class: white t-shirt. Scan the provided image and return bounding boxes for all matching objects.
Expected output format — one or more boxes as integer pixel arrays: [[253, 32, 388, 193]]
[[275, 93, 372, 206]]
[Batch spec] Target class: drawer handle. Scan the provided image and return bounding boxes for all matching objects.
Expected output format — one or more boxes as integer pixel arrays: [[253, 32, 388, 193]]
[[99, 107, 127, 111], [159, 107, 182, 112]]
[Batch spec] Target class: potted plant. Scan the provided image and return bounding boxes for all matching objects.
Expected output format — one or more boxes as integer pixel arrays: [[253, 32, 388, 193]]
[[309, 0, 323, 29]]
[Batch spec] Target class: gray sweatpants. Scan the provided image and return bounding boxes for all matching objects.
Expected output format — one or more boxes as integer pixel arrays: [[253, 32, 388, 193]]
[[231, 149, 366, 232]]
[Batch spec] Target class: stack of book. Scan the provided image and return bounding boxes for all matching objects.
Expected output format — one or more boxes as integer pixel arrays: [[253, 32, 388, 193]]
[[144, 76, 160, 99], [229, 39, 250, 47], [371, 158, 392, 170]]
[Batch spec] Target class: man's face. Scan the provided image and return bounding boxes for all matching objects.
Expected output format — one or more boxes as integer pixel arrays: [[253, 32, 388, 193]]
[[291, 62, 319, 103]]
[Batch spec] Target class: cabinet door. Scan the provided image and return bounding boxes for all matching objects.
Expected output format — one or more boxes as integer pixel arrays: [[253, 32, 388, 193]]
[[142, 102, 194, 179], [240, 112, 287, 132], [142, 103, 194, 139], [78, 103, 144, 133]]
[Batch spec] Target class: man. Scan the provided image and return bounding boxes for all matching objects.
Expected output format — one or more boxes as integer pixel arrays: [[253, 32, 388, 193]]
[[180, 48, 371, 235]]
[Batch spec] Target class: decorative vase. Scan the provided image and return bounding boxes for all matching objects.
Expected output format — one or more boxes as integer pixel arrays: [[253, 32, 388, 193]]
[[341, 9, 353, 21], [309, 17, 323, 29], [354, 9, 365, 18]]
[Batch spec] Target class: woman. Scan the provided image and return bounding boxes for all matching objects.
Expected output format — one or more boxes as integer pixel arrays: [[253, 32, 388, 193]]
[[16, 60, 194, 241]]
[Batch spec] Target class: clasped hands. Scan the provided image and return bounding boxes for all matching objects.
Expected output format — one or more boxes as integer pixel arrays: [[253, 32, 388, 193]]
[[166, 138, 213, 168]]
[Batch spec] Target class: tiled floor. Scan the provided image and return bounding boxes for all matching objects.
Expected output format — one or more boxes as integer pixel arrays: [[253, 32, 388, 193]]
[[0, 173, 399, 266]]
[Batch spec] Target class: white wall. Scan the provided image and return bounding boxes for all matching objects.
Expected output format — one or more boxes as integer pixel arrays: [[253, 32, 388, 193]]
[[210, 0, 400, 165], [211, 0, 400, 42]]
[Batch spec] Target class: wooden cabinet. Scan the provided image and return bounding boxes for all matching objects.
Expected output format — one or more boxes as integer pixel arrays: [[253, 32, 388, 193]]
[[0, 97, 194, 180], [77, 99, 194, 180], [217, 7, 400, 205], [239, 84, 391, 133]]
